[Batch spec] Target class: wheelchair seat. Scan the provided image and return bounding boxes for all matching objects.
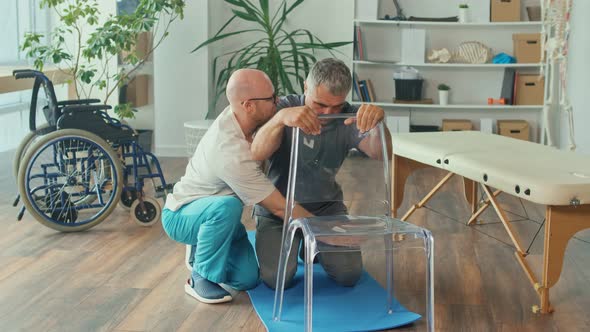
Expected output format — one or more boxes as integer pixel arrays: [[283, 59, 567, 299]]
[[57, 107, 136, 144]]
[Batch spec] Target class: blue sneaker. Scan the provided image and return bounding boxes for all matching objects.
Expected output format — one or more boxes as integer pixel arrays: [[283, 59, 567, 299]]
[[184, 271, 232, 304]]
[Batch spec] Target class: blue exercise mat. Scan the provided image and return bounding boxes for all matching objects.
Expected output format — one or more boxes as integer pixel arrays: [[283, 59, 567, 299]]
[[246, 231, 421, 332]]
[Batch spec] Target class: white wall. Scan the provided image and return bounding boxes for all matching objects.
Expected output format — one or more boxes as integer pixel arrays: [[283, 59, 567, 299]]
[[561, 0, 590, 154], [154, 0, 209, 157]]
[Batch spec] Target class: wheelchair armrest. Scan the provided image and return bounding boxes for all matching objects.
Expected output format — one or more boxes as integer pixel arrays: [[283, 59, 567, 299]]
[[57, 99, 101, 106], [62, 104, 112, 113]]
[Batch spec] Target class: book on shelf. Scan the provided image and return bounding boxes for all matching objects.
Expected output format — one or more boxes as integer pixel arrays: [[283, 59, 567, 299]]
[[500, 68, 516, 105], [366, 79, 376, 102], [354, 25, 365, 60], [359, 80, 368, 102], [352, 72, 361, 101]]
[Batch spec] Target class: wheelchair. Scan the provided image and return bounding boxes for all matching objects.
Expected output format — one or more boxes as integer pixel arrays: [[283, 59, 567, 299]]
[[12, 70, 173, 232]]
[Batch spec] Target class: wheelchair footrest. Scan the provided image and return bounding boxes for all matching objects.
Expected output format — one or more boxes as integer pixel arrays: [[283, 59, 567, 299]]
[[155, 183, 175, 198]]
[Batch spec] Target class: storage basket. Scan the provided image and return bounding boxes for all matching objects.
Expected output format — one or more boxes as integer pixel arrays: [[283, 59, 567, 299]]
[[394, 79, 423, 101], [184, 120, 213, 157]]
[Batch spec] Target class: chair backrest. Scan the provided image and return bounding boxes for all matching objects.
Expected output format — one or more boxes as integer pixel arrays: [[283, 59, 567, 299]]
[[12, 70, 59, 131], [284, 113, 391, 226]]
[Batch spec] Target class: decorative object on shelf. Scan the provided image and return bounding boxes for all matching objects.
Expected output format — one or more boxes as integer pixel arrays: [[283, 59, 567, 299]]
[[427, 48, 452, 63], [458, 4, 469, 23], [487, 97, 507, 105], [21, 0, 185, 120], [382, 0, 407, 21], [438, 84, 450, 105], [192, 0, 350, 119], [541, 0, 575, 149], [492, 52, 516, 64], [453, 41, 493, 64]]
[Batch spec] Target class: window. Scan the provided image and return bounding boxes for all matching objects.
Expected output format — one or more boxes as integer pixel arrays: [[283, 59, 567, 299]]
[[0, 0, 52, 110]]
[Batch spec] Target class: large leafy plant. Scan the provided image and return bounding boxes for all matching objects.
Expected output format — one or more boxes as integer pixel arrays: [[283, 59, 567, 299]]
[[192, 0, 350, 118], [21, 0, 185, 119]]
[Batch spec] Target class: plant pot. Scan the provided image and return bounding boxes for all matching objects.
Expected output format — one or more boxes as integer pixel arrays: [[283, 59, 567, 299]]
[[458, 8, 469, 23], [439, 90, 449, 105]]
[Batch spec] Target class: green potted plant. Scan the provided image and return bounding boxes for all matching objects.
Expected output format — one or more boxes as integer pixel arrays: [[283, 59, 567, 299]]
[[458, 4, 469, 23], [438, 83, 450, 105], [192, 0, 351, 119], [21, 0, 185, 132]]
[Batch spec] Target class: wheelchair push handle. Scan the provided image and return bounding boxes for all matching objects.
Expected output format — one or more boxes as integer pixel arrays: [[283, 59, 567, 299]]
[[13, 69, 43, 80]]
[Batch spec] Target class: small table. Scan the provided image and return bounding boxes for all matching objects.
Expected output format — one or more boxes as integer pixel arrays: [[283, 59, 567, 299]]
[[391, 131, 590, 314]]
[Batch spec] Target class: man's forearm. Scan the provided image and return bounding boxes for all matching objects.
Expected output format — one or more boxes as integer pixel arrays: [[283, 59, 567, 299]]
[[259, 189, 313, 220], [251, 115, 285, 161]]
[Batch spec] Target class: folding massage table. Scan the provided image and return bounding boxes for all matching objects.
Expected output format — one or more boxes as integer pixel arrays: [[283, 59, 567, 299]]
[[391, 131, 590, 314]]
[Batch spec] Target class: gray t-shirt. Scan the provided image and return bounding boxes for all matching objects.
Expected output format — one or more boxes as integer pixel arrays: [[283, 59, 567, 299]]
[[254, 95, 362, 221]]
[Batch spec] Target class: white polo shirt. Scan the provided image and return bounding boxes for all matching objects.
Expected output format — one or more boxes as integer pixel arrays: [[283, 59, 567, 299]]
[[164, 106, 275, 211]]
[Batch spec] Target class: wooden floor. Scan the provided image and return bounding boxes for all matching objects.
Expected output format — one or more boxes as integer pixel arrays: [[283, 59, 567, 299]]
[[1, 150, 590, 332]]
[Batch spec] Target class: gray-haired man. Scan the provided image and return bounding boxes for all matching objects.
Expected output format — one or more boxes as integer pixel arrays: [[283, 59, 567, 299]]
[[251, 58, 388, 289]]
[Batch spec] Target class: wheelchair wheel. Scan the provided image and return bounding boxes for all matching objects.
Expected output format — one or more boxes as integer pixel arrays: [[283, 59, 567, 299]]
[[13, 124, 51, 178], [130, 197, 161, 227], [18, 129, 122, 232], [119, 188, 138, 211]]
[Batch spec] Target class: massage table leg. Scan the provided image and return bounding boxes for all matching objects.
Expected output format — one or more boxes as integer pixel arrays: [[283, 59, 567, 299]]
[[538, 204, 590, 313], [401, 172, 454, 221], [467, 188, 501, 225]]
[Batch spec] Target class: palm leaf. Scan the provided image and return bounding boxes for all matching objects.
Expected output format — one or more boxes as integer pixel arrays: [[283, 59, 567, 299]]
[[191, 28, 262, 53]]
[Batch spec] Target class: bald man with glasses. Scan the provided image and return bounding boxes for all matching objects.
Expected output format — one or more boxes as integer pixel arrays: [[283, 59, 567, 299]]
[[162, 69, 311, 304]]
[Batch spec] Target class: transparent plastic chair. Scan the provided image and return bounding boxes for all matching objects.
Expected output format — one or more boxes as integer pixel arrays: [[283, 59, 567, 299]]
[[271, 114, 434, 331]]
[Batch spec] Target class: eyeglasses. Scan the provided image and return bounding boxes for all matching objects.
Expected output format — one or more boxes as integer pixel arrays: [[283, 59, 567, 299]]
[[241, 93, 277, 105]]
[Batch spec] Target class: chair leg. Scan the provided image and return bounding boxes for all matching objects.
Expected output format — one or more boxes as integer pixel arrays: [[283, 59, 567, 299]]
[[272, 227, 297, 322], [424, 230, 435, 332], [304, 241, 315, 332], [385, 234, 394, 314]]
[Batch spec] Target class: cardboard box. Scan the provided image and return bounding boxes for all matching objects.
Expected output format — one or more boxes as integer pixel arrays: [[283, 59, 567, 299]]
[[126, 75, 149, 107], [513, 33, 541, 63], [491, 0, 521, 22], [515, 74, 544, 105], [442, 119, 472, 132], [497, 120, 529, 141]]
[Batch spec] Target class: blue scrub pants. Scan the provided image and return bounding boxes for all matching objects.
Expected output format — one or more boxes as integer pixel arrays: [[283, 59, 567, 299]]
[[162, 196, 259, 290]]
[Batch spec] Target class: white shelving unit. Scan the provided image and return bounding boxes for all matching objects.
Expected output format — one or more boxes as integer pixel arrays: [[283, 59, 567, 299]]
[[353, 60, 543, 69], [351, 102, 542, 111], [352, 0, 544, 142], [354, 19, 542, 27]]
